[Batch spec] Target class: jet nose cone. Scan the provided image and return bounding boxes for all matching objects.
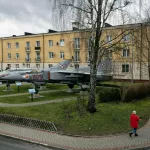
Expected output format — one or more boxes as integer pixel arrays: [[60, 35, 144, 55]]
[[2, 75, 24, 81]]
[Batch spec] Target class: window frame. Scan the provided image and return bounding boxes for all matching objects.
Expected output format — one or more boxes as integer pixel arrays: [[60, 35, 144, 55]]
[[60, 52, 64, 59], [74, 38, 80, 49], [106, 35, 112, 43], [49, 52, 54, 59], [122, 64, 129, 73], [7, 43, 11, 49], [7, 53, 11, 59], [122, 48, 130, 57], [48, 40, 53, 47], [15, 42, 19, 49], [74, 51, 80, 62], [26, 41, 30, 48], [60, 39, 64, 46], [16, 53, 20, 59], [36, 41, 40, 47]]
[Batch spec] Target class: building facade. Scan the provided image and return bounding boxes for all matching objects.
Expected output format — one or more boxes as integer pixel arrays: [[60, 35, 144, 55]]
[[0, 23, 150, 81]]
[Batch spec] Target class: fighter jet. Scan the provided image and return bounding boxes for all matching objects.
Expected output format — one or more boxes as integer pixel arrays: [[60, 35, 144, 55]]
[[21, 58, 113, 90], [1, 60, 72, 84], [0, 68, 38, 83]]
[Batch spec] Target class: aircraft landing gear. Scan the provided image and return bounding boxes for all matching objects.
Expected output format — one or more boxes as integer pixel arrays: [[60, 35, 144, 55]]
[[6, 83, 11, 91], [67, 84, 74, 93]]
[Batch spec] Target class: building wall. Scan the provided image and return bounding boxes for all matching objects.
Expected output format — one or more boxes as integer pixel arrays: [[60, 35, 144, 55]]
[[0, 39, 2, 70], [2, 35, 44, 69], [1, 23, 150, 81]]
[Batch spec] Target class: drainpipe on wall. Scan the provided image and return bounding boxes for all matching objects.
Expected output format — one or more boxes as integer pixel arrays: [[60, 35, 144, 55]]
[[1, 38, 3, 71], [43, 34, 44, 69], [140, 23, 143, 80], [131, 30, 134, 83]]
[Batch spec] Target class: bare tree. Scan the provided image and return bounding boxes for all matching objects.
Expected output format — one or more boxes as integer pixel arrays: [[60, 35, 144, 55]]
[[51, 0, 132, 113]]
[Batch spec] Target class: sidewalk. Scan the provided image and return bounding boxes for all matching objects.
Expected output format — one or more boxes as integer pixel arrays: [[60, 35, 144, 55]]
[[0, 119, 150, 150], [0, 92, 150, 150]]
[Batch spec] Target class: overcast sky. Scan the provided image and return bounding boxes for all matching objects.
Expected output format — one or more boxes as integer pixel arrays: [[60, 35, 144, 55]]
[[0, 0, 54, 37], [0, 0, 149, 37]]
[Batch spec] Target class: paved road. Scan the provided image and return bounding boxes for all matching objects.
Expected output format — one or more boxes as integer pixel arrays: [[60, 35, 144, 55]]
[[0, 135, 53, 150]]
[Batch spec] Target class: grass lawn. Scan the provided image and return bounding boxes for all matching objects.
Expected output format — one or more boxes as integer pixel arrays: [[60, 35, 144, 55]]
[[0, 83, 70, 95], [0, 97, 150, 136], [0, 91, 77, 103]]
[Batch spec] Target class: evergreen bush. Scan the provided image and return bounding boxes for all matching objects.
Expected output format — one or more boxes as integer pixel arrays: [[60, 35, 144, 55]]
[[98, 87, 121, 103]]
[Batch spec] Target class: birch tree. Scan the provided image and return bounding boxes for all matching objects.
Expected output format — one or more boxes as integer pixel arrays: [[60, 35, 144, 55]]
[[51, 0, 132, 113]]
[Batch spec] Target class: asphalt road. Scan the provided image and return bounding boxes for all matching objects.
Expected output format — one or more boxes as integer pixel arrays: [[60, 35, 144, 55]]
[[0, 135, 53, 150]]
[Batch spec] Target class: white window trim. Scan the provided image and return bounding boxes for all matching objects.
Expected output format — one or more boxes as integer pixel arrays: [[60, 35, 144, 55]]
[[48, 40, 53, 47], [16, 53, 20, 59], [74, 38, 80, 49], [16, 42, 19, 49], [106, 35, 112, 43], [7, 43, 11, 49], [49, 52, 54, 59], [60, 52, 64, 59], [60, 39, 65, 46], [122, 49, 130, 57], [122, 64, 129, 73], [36, 41, 40, 47]]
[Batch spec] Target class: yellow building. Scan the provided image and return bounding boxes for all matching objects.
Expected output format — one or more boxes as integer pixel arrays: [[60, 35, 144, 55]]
[[0, 23, 150, 81]]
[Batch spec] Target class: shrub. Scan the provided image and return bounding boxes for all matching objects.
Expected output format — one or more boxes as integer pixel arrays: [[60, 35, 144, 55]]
[[98, 87, 121, 103], [123, 83, 150, 102]]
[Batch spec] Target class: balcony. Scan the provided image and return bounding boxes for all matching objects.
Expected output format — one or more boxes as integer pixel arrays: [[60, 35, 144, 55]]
[[35, 46, 41, 51], [35, 58, 41, 62], [74, 59, 80, 63], [25, 47, 31, 52], [25, 58, 31, 62]]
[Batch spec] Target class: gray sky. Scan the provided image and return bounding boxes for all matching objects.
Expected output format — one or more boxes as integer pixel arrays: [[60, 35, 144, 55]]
[[0, 0, 149, 37], [0, 0, 54, 37]]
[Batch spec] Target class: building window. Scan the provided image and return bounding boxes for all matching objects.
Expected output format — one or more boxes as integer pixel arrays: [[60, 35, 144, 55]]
[[74, 51, 80, 62], [26, 41, 30, 49], [60, 39, 64, 46], [49, 52, 54, 58], [7, 43, 11, 49], [36, 41, 40, 47], [48, 64, 53, 68], [36, 52, 40, 60], [122, 64, 129, 73], [106, 35, 112, 43], [87, 51, 91, 61], [7, 53, 11, 59], [74, 38, 80, 49], [108, 49, 112, 58], [16, 42, 19, 49], [88, 38, 92, 49], [16, 64, 19, 68], [26, 64, 30, 68], [6, 64, 11, 69], [26, 53, 30, 61], [16, 53, 20, 59], [60, 52, 64, 59], [75, 64, 79, 69], [122, 48, 130, 57], [36, 64, 40, 68], [123, 34, 130, 42], [48, 40, 53, 47]]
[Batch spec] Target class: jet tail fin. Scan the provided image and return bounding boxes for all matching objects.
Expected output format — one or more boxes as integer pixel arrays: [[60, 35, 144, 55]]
[[51, 60, 71, 70], [97, 58, 112, 74]]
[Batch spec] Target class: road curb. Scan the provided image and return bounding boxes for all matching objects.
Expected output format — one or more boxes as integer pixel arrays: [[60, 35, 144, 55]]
[[0, 132, 67, 150]]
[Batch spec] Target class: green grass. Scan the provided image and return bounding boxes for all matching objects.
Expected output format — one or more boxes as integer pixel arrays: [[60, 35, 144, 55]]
[[0, 91, 77, 103], [0, 83, 70, 95], [0, 97, 150, 136]]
